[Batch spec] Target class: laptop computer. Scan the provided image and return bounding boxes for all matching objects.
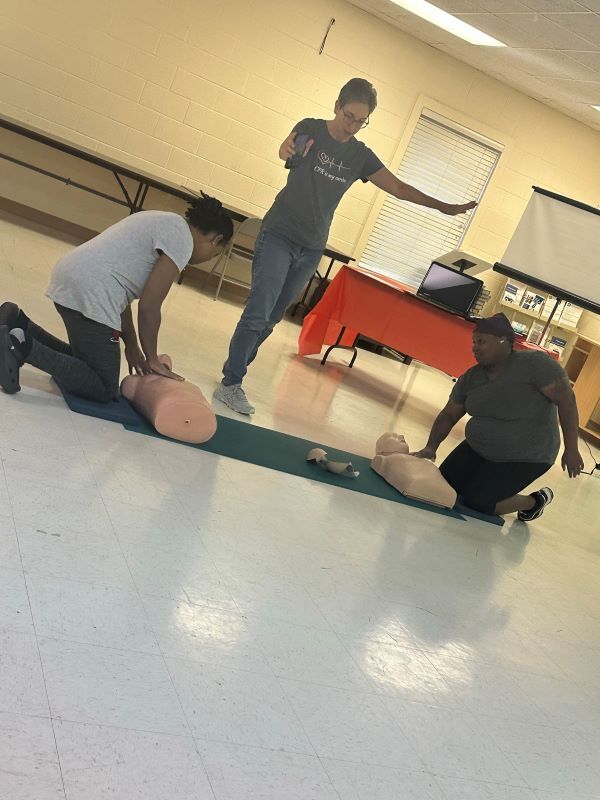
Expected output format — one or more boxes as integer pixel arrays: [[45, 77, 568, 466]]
[[416, 262, 483, 319]]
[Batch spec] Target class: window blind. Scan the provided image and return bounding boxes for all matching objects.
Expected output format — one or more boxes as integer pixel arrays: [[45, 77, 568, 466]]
[[359, 112, 502, 287]]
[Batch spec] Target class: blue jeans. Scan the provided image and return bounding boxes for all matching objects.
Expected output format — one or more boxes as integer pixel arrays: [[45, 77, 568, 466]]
[[222, 228, 323, 386]]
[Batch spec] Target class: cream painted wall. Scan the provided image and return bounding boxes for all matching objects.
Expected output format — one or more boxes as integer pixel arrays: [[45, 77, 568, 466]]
[[1, 0, 599, 332]]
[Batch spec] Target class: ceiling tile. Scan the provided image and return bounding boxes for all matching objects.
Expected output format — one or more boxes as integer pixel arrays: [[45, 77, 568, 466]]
[[431, 0, 487, 12], [542, 12, 600, 43], [348, 0, 600, 130], [564, 48, 600, 69], [515, 49, 598, 78], [577, 0, 600, 10], [456, 12, 549, 46], [498, 12, 600, 48], [541, 77, 600, 102], [524, 0, 591, 10], [478, 0, 532, 11]]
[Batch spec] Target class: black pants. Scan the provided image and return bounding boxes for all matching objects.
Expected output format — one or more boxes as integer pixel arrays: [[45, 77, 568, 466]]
[[25, 304, 121, 402], [440, 441, 552, 514]]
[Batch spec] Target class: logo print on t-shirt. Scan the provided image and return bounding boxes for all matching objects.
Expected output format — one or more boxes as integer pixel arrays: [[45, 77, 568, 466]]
[[317, 151, 350, 172], [314, 150, 351, 184]]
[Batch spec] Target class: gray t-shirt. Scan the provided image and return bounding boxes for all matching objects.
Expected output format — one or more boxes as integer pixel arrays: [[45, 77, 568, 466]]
[[47, 211, 193, 330], [450, 350, 567, 463], [262, 118, 384, 250]]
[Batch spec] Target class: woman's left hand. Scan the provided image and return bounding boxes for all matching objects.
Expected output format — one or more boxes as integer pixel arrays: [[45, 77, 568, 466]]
[[561, 447, 585, 478], [125, 344, 149, 376]]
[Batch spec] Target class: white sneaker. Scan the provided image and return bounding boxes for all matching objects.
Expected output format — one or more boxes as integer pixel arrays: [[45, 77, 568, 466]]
[[214, 382, 255, 415]]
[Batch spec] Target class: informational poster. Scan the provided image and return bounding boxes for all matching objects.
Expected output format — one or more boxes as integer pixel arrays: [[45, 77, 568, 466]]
[[527, 322, 545, 345], [546, 335, 568, 358], [558, 302, 583, 329], [502, 280, 526, 305], [540, 296, 564, 320], [521, 291, 545, 315]]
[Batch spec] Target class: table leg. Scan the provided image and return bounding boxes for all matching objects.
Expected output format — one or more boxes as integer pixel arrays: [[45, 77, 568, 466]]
[[137, 183, 150, 211], [292, 257, 336, 317], [349, 335, 359, 368], [321, 326, 359, 367], [113, 172, 136, 213]]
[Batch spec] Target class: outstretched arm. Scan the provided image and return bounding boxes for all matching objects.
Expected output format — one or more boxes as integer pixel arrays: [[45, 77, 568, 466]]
[[412, 401, 466, 460], [368, 167, 477, 216]]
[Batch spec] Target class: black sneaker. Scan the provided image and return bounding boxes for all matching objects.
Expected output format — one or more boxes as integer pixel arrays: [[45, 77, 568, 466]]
[[0, 302, 21, 330], [518, 487, 554, 522], [0, 325, 24, 394]]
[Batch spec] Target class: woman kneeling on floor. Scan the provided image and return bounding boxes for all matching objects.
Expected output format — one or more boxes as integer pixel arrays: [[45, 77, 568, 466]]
[[0, 193, 233, 401], [413, 313, 584, 522]]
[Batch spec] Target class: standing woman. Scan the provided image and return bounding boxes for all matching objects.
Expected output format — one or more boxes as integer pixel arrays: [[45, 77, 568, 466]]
[[0, 193, 233, 400], [214, 78, 477, 415]]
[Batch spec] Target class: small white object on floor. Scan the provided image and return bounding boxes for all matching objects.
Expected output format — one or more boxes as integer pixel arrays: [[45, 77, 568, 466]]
[[306, 447, 360, 478]]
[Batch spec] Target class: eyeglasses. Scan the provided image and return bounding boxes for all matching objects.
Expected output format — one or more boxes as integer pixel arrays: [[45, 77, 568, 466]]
[[341, 109, 369, 129]]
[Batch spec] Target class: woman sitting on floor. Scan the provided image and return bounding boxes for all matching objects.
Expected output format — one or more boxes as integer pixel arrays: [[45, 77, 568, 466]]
[[413, 313, 584, 522], [0, 193, 233, 401]]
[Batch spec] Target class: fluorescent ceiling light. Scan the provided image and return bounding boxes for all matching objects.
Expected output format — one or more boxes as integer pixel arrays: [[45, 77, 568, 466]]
[[391, 0, 506, 46], [593, 105, 600, 112]]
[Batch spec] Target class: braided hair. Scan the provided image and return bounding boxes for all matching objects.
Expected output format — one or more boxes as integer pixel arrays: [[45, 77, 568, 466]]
[[338, 78, 377, 114], [185, 192, 233, 244]]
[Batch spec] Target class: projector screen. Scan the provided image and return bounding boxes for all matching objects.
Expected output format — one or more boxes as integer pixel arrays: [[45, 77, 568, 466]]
[[495, 188, 600, 314]]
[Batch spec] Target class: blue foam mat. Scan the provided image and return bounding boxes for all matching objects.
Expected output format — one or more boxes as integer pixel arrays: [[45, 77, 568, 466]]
[[455, 500, 504, 527], [57, 385, 145, 426], [56, 385, 504, 526]]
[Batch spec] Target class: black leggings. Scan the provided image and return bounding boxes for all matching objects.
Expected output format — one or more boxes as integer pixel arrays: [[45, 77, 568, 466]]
[[440, 441, 552, 514], [25, 304, 121, 402]]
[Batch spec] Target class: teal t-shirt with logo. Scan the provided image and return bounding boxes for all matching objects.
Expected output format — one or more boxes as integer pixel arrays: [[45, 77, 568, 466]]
[[262, 118, 384, 250]]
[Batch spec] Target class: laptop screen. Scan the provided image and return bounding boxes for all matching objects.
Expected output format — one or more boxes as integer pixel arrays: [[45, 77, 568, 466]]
[[417, 262, 483, 317]]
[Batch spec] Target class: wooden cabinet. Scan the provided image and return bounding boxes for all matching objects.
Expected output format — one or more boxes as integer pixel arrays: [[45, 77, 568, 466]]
[[565, 336, 600, 441]]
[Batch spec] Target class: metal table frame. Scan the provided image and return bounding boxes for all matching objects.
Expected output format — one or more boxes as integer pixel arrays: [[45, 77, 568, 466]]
[[1, 113, 354, 296]]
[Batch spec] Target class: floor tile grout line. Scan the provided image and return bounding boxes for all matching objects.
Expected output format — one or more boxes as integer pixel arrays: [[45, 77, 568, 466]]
[[4, 456, 69, 800], [95, 482, 221, 800], [93, 439, 353, 794]]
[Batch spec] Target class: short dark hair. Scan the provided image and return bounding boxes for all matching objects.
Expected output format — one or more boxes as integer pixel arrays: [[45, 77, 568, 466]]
[[185, 192, 233, 244], [338, 78, 377, 114]]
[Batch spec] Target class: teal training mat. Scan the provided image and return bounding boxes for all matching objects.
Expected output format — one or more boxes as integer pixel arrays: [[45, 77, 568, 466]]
[[56, 384, 503, 525], [124, 414, 464, 521]]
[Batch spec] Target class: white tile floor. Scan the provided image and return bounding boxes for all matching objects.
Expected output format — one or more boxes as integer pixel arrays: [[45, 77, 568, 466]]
[[1, 209, 600, 799]]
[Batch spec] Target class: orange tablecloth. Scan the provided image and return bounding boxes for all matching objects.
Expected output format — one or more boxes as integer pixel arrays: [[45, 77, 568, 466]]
[[298, 265, 549, 378]]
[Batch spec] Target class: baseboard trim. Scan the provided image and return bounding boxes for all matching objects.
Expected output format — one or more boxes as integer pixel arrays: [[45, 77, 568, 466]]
[[0, 197, 98, 242]]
